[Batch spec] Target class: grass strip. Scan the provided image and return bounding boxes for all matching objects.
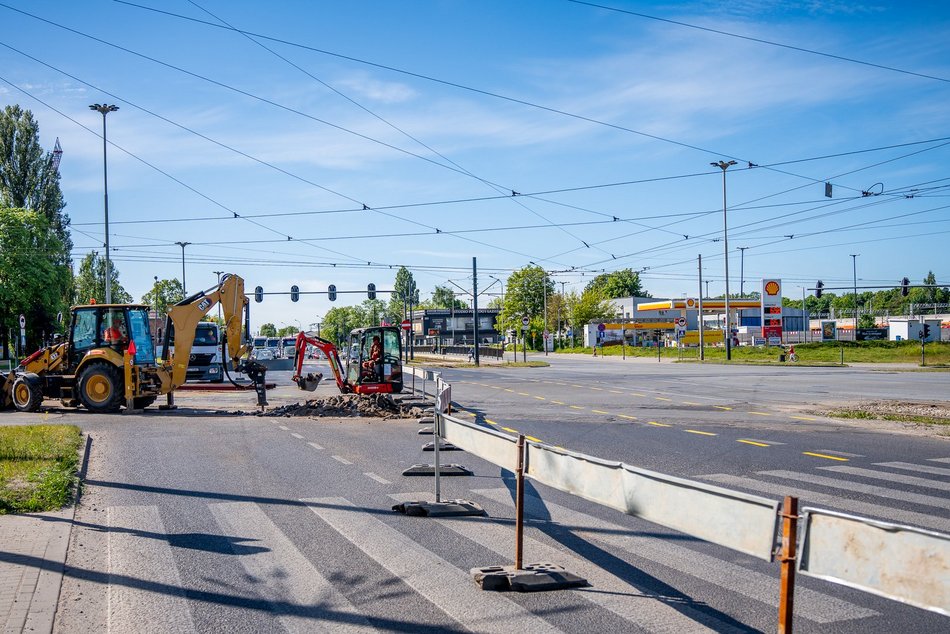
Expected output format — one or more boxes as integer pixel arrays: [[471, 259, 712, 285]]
[[0, 425, 82, 514], [826, 409, 950, 426]]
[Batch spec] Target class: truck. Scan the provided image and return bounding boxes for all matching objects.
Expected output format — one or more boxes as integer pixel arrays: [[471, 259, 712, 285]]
[[158, 322, 224, 383], [1, 274, 267, 413]]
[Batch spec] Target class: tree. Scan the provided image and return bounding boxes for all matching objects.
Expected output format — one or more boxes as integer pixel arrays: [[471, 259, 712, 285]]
[[495, 265, 554, 345], [0, 207, 72, 355], [584, 268, 648, 299], [259, 323, 277, 337], [388, 266, 419, 321], [73, 252, 132, 305], [567, 288, 615, 345], [430, 285, 467, 309], [276, 325, 297, 337], [141, 278, 184, 316], [360, 298, 389, 325], [321, 305, 367, 345]]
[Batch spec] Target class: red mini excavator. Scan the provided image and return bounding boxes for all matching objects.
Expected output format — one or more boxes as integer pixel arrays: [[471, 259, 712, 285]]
[[292, 326, 403, 395]]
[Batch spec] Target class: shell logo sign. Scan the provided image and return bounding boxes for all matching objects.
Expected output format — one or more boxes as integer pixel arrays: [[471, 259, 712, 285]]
[[764, 280, 781, 296], [685, 298, 696, 308]]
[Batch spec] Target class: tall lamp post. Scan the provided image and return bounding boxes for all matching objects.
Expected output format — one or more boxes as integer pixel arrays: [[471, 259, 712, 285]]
[[738, 246, 748, 297], [90, 103, 119, 303], [712, 160, 737, 360], [850, 254, 859, 328], [176, 241, 191, 295], [213, 270, 224, 324]]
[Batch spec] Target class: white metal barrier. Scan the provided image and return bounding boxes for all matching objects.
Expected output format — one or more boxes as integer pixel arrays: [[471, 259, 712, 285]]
[[421, 400, 950, 625]]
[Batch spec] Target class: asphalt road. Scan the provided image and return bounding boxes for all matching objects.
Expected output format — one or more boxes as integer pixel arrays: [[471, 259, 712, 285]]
[[3, 355, 947, 633]]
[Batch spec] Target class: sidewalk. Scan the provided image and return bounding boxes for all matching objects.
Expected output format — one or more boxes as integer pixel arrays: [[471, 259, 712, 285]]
[[0, 507, 73, 633]]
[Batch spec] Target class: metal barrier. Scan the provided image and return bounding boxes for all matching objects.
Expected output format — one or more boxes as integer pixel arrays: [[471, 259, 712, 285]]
[[422, 401, 950, 624]]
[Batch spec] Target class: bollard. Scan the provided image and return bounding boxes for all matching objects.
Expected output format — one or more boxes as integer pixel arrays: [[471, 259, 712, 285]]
[[515, 434, 525, 570], [777, 495, 799, 634], [434, 412, 442, 503]]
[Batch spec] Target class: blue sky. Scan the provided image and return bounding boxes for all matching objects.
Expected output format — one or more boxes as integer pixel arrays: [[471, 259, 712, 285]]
[[1, 0, 948, 328]]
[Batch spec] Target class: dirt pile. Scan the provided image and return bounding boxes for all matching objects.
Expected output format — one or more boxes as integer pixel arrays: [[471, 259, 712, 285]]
[[268, 393, 431, 418]]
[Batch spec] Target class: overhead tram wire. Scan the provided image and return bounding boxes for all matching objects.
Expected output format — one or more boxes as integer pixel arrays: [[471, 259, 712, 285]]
[[567, 0, 950, 85], [186, 2, 610, 258], [104, 0, 898, 193]]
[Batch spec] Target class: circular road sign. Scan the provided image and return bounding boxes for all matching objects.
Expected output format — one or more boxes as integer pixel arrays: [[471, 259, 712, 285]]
[[522, 316, 530, 327], [401, 319, 411, 331], [597, 323, 606, 332], [19, 314, 26, 328], [676, 317, 687, 328]]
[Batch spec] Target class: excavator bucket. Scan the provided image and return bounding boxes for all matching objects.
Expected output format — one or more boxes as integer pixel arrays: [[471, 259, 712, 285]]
[[295, 372, 323, 392]]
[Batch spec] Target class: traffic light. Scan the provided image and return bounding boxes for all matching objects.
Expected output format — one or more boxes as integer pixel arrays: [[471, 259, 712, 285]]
[[922, 324, 931, 340], [254, 286, 263, 303], [815, 280, 824, 298], [901, 277, 910, 297], [367, 283, 376, 300], [290, 285, 299, 302], [328, 284, 337, 302]]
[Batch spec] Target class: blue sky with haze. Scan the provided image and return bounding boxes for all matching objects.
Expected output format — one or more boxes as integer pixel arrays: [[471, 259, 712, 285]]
[[1, 1, 948, 328]]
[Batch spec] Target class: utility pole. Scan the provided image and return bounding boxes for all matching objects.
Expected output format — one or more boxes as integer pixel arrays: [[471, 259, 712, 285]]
[[214, 271, 224, 324], [738, 247, 748, 297], [542, 270, 548, 356], [176, 242, 191, 295], [698, 254, 704, 361], [472, 257, 480, 366], [711, 159, 737, 360], [90, 103, 118, 304], [851, 254, 859, 331]]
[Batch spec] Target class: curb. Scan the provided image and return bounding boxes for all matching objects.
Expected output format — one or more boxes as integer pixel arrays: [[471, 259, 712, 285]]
[[23, 431, 91, 633]]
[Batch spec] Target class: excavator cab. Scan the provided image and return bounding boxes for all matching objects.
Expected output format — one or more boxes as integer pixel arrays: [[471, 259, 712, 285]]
[[344, 327, 403, 393]]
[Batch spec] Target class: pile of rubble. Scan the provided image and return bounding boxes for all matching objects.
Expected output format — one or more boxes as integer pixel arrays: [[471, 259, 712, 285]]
[[267, 393, 430, 419]]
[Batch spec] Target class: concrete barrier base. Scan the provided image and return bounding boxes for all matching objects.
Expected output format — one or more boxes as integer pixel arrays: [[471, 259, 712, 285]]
[[417, 426, 433, 435], [471, 563, 588, 592], [391, 499, 485, 517], [422, 441, 459, 451], [401, 464, 472, 476]]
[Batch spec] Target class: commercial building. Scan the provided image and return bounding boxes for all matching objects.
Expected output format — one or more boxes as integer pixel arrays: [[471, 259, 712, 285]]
[[410, 308, 501, 345]]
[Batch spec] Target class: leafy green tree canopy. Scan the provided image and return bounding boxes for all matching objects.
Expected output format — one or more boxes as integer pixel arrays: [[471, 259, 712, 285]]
[[496, 265, 553, 334], [258, 323, 277, 337], [141, 278, 184, 316], [73, 251, 131, 305], [430, 285, 467, 309], [584, 268, 648, 299]]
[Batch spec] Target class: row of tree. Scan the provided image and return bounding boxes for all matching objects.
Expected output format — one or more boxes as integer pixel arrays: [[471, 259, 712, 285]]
[[781, 272, 948, 318]]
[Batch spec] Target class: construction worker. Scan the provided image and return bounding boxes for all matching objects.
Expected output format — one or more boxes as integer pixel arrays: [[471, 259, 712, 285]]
[[103, 318, 125, 345]]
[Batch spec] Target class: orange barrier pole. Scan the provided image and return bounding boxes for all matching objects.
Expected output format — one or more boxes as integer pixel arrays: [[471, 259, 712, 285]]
[[515, 434, 525, 570], [778, 495, 799, 634]]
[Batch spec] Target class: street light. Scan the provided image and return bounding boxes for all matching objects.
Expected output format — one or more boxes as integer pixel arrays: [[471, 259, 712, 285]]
[[738, 246, 748, 297], [711, 160, 737, 360], [213, 270, 224, 323], [90, 103, 119, 303], [851, 254, 859, 327], [176, 241, 191, 295]]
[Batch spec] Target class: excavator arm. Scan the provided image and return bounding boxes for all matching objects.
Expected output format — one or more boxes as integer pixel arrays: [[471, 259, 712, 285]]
[[291, 333, 351, 394]]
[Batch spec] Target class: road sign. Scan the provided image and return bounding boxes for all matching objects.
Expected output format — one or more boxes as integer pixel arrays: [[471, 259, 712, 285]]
[[401, 319, 411, 331], [19, 314, 25, 329], [676, 317, 687, 328], [522, 316, 530, 326], [597, 323, 606, 332]]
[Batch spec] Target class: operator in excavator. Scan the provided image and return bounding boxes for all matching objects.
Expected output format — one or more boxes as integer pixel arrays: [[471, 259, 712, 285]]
[[103, 318, 126, 346], [361, 335, 382, 381]]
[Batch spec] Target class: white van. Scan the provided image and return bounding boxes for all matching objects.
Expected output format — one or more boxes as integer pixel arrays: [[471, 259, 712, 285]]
[[157, 322, 223, 382]]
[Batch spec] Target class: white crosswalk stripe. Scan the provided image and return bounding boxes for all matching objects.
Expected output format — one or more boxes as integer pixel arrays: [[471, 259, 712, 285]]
[[209, 502, 376, 633], [389, 493, 732, 634], [928, 457, 950, 464], [108, 506, 197, 633], [700, 473, 950, 533], [757, 470, 950, 509], [820, 465, 950, 492], [875, 461, 950, 477], [304, 496, 561, 633], [471, 487, 876, 624]]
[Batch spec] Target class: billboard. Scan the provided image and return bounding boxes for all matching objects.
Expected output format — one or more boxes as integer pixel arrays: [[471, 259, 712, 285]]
[[761, 279, 783, 345], [821, 321, 837, 341]]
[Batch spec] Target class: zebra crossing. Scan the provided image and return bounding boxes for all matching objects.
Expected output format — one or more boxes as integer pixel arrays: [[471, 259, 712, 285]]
[[100, 456, 950, 633]]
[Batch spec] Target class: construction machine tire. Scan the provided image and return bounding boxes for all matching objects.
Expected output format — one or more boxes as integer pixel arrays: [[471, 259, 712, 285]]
[[11, 375, 43, 412], [77, 362, 124, 413], [133, 395, 158, 410]]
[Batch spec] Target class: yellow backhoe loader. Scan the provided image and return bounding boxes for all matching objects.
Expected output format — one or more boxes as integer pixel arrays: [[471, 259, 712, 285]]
[[1, 274, 267, 413]]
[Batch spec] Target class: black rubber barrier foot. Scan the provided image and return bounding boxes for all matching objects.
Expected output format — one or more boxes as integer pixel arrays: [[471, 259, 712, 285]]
[[417, 426, 434, 435], [401, 464, 472, 476], [471, 563, 589, 592], [392, 499, 486, 517], [422, 441, 460, 451]]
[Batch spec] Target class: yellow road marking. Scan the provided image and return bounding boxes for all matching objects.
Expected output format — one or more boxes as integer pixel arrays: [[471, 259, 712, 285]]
[[682, 401, 701, 405], [534, 396, 546, 400], [790, 415, 816, 421], [685, 429, 717, 436], [517, 392, 531, 396], [504, 389, 515, 393], [803, 452, 849, 462], [655, 397, 672, 402], [648, 421, 671, 427], [569, 405, 585, 410], [490, 385, 502, 389], [618, 414, 637, 420], [501, 426, 519, 433], [629, 393, 646, 397], [550, 400, 565, 405], [590, 387, 603, 391], [609, 390, 623, 394], [525, 435, 542, 443], [485, 418, 498, 425], [713, 405, 733, 410], [738, 439, 770, 447], [748, 411, 772, 416], [571, 384, 584, 388], [591, 409, 610, 415]]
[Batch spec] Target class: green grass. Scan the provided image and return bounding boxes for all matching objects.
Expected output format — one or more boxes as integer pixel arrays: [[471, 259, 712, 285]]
[[826, 409, 950, 426], [0, 425, 82, 514], [556, 340, 950, 365]]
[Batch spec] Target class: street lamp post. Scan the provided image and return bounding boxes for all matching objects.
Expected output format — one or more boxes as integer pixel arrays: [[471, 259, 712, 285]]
[[213, 270, 224, 324], [90, 103, 119, 303], [738, 246, 748, 297], [851, 254, 859, 329], [711, 160, 737, 360], [176, 241, 191, 295]]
